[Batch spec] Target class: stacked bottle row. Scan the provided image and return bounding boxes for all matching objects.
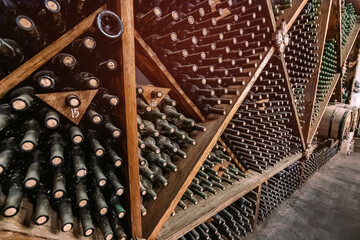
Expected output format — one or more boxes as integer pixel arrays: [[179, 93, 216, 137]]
[[285, 0, 321, 125], [271, 0, 293, 20], [257, 161, 301, 223], [324, 142, 339, 162], [302, 146, 327, 180], [176, 143, 246, 213], [0, 11, 128, 239], [312, 39, 338, 126], [0, 0, 108, 78], [135, 0, 273, 116], [136, 92, 206, 216], [222, 60, 303, 173], [178, 191, 256, 240], [341, 2, 358, 48]]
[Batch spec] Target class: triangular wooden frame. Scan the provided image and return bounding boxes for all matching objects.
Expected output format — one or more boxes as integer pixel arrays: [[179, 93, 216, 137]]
[[36, 89, 98, 125]]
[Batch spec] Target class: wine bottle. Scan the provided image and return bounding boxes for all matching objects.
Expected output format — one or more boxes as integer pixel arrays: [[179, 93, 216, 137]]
[[0, 137, 17, 174], [49, 132, 65, 166], [2, 169, 24, 217], [0, 38, 25, 71], [34, 184, 50, 225], [52, 167, 66, 199], [9, 86, 35, 111], [24, 150, 45, 189], [19, 119, 40, 152]]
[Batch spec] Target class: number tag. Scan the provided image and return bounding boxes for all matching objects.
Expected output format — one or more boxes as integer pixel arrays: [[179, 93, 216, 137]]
[[71, 108, 80, 118]]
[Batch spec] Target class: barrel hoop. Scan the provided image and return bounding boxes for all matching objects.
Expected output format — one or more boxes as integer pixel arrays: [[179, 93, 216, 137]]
[[328, 107, 339, 138], [339, 111, 350, 140]]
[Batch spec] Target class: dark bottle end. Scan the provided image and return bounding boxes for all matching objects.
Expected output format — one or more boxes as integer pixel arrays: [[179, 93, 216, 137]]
[[97, 215, 114, 240], [69, 126, 84, 145], [44, 110, 60, 129], [60, 198, 74, 232], [16, 15, 35, 31], [102, 94, 119, 107], [65, 94, 81, 108], [76, 181, 89, 208], [20, 129, 39, 152], [11, 94, 34, 111], [87, 109, 103, 125], [79, 208, 94, 237], [34, 188, 50, 225], [2, 172, 24, 217], [52, 168, 66, 199], [95, 10, 124, 42]]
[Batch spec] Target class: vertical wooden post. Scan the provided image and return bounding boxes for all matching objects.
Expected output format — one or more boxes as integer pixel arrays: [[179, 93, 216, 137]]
[[108, 0, 142, 237], [252, 184, 263, 231]]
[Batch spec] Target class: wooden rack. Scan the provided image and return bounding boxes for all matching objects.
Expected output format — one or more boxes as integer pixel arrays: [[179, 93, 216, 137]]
[[0, 1, 142, 239], [157, 152, 304, 240], [0, 0, 358, 239]]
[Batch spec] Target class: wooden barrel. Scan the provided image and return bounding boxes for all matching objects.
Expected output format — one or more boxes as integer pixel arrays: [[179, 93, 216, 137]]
[[336, 104, 359, 132], [318, 105, 352, 140]]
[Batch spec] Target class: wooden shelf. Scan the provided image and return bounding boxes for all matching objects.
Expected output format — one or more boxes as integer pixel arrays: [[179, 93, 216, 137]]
[[302, 0, 334, 144], [157, 152, 303, 240], [308, 73, 342, 143], [341, 22, 360, 65], [0, 5, 106, 99], [141, 46, 276, 240]]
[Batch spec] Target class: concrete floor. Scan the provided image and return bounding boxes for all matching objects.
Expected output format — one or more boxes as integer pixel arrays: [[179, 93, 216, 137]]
[[248, 151, 360, 240]]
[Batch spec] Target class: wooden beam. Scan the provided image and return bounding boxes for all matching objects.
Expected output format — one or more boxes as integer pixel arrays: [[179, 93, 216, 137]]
[[135, 31, 205, 122], [302, 0, 333, 144], [276, 0, 309, 30], [252, 184, 263, 231], [157, 152, 303, 240], [142, 47, 275, 240], [218, 138, 246, 173], [327, 0, 342, 68], [278, 55, 307, 150], [308, 73, 342, 143], [264, 0, 278, 34], [0, 5, 106, 99], [341, 23, 360, 65], [108, 0, 142, 237]]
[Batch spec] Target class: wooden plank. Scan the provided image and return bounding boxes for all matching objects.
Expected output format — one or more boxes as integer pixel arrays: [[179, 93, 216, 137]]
[[108, 0, 142, 237], [142, 47, 276, 240], [327, 0, 342, 68], [218, 139, 246, 173], [348, 51, 360, 103], [0, 5, 106, 99], [278, 55, 307, 150], [276, 0, 309, 30], [332, 74, 343, 103], [36, 89, 98, 125], [308, 73, 342, 143], [157, 152, 303, 240], [135, 31, 205, 122], [302, 0, 333, 144], [341, 23, 360, 65], [264, 0, 278, 33], [0, 199, 103, 240]]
